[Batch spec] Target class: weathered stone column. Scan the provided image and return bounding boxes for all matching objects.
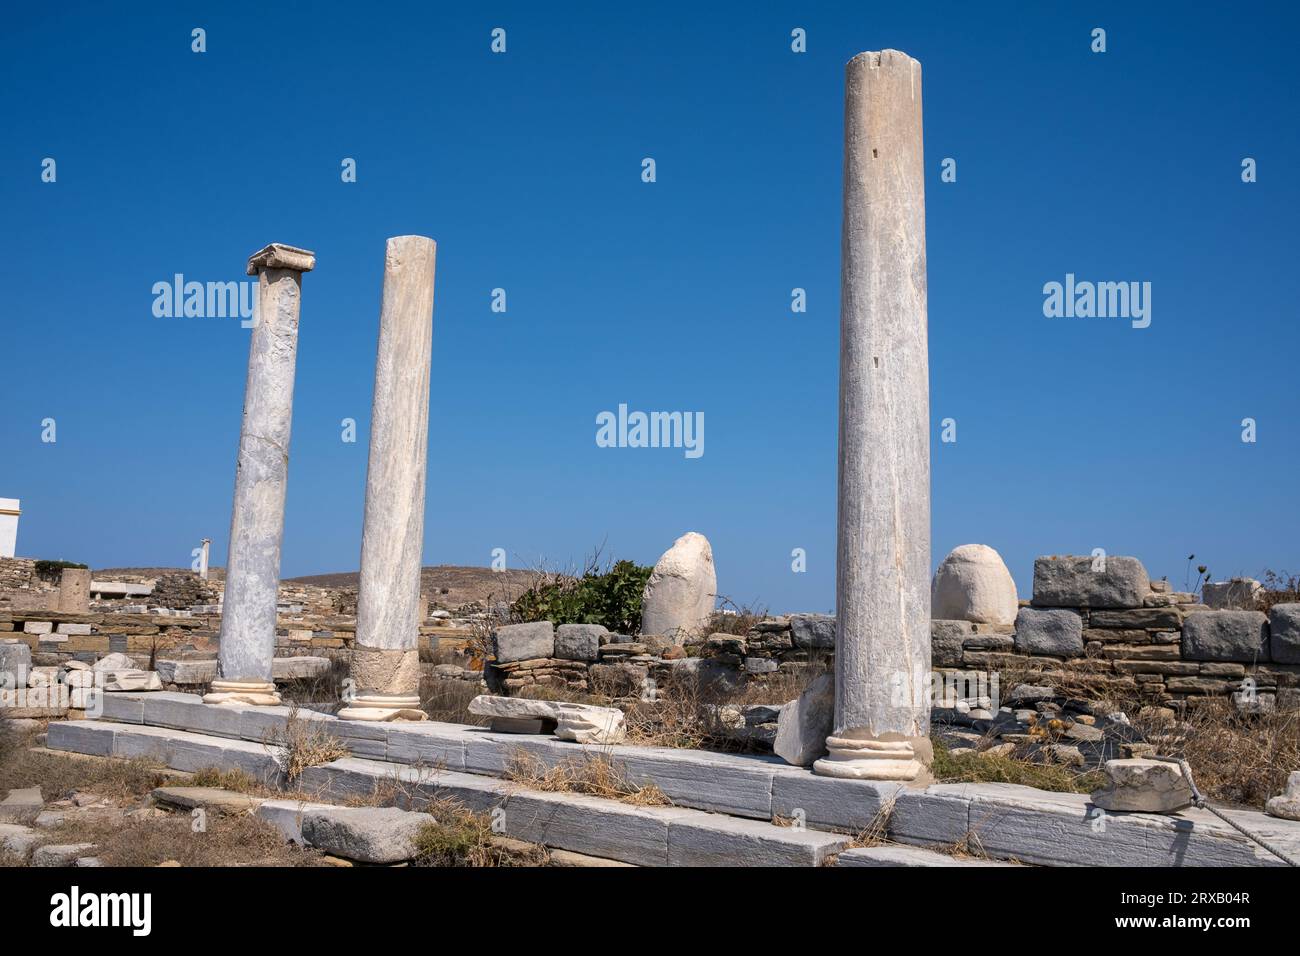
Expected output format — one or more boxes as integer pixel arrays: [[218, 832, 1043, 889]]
[[205, 244, 315, 707], [57, 568, 90, 613], [338, 236, 436, 722], [198, 538, 211, 581], [814, 51, 931, 781]]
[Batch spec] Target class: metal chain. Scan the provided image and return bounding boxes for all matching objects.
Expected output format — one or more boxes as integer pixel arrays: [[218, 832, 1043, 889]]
[[1151, 755, 1299, 867]]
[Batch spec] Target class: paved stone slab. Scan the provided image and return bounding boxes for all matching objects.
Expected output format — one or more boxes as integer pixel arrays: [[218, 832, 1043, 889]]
[[151, 786, 264, 815], [0, 822, 38, 857], [0, 787, 43, 825], [613, 747, 778, 817], [46, 721, 115, 757], [666, 813, 848, 866], [255, 798, 336, 843], [836, 844, 1015, 867], [770, 771, 902, 832]]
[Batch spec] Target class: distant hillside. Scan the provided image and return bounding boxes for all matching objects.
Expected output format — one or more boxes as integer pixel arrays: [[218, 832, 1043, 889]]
[[287, 565, 547, 608]]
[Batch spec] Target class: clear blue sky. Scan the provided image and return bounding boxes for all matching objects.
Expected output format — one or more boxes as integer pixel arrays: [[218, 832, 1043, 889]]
[[3, 1, 1297, 612]]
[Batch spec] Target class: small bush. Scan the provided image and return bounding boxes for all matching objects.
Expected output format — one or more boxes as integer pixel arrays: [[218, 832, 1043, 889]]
[[411, 798, 541, 867], [512, 559, 652, 634], [33, 560, 88, 581], [263, 705, 349, 782]]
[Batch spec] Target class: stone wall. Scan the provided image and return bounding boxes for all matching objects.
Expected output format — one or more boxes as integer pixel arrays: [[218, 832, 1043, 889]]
[[479, 556, 1299, 714]]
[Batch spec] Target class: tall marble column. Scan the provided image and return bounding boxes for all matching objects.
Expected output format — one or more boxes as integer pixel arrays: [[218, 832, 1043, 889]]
[[814, 51, 932, 781], [205, 243, 315, 707], [338, 236, 436, 722]]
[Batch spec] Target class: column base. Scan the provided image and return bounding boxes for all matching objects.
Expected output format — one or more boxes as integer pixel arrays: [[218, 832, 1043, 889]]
[[337, 693, 427, 722], [813, 732, 928, 781], [203, 679, 281, 707]]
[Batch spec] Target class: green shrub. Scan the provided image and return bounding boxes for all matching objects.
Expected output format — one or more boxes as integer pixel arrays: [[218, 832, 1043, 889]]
[[512, 560, 652, 634], [33, 560, 88, 580]]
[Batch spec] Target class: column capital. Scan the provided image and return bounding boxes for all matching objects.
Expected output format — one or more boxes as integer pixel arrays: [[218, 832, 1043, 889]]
[[247, 243, 316, 275]]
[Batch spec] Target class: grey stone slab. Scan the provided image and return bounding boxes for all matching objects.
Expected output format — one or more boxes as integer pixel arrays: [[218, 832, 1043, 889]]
[[613, 748, 777, 817], [144, 695, 247, 738], [498, 789, 685, 867], [255, 799, 334, 844], [384, 722, 471, 770], [46, 720, 115, 757], [302, 806, 434, 863], [1013, 607, 1084, 657], [960, 782, 1298, 867], [462, 730, 575, 775], [836, 845, 1015, 867], [1031, 555, 1150, 608], [667, 813, 848, 866], [1182, 610, 1270, 663], [770, 770, 903, 832], [890, 785, 972, 847], [1269, 603, 1300, 664], [492, 621, 554, 663], [317, 715, 388, 759]]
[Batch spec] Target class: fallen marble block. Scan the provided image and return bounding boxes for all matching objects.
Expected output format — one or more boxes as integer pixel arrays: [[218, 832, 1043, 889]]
[[774, 672, 832, 767], [555, 701, 626, 745], [1265, 771, 1300, 822], [301, 806, 434, 864], [468, 694, 559, 734], [101, 670, 163, 692], [1091, 758, 1194, 813]]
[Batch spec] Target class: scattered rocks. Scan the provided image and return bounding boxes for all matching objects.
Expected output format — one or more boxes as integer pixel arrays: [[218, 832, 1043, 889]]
[[1091, 758, 1194, 813], [931, 544, 1018, 625], [32, 843, 99, 867]]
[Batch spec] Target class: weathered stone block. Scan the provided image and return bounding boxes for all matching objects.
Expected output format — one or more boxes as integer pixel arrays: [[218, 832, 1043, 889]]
[[1269, 604, 1300, 664], [1181, 610, 1269, 663], [553, 623, 604, 661], [301, 806, 434, 863], [930, 620, 972, 667], [1031, 556, 1150, 608], [492, 622, 554, 664], [1013, 608, 1083, 657], [789, 613, 835, 650], [773, 672, 832, 767], [1089, 607, 1182, 630]]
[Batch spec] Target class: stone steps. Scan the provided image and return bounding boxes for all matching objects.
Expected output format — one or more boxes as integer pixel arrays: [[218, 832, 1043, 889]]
[[46, 721, 848, 867], [57, 691, 1300, 867], [837, 845, 1017, 867]]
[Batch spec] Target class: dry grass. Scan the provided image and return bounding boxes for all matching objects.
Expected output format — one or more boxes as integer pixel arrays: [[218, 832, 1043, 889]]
[[929, 738, 1107, 794], [1132, 696, 1300, 809], [420, 676, 488, 725], [845, 794, 897, 849], [411, 796, 547, 867], [704, 600, 769, 637], [0, 744, 172, 805], [263, 704, 349, 782], [504, 750, 670, 806], [189, 766, 268, 795], [35, 812, 325, 867]]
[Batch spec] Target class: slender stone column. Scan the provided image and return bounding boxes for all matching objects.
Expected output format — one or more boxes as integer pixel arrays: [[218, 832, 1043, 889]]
[[338, 236, 436, 722], [205, 243, 315, 707], [814, 51, 931, 781], [198, 538, 211, 581]]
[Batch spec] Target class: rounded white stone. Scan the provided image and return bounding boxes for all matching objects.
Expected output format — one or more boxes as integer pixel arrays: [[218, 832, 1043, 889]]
[[931, 544, 1018, 626]]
